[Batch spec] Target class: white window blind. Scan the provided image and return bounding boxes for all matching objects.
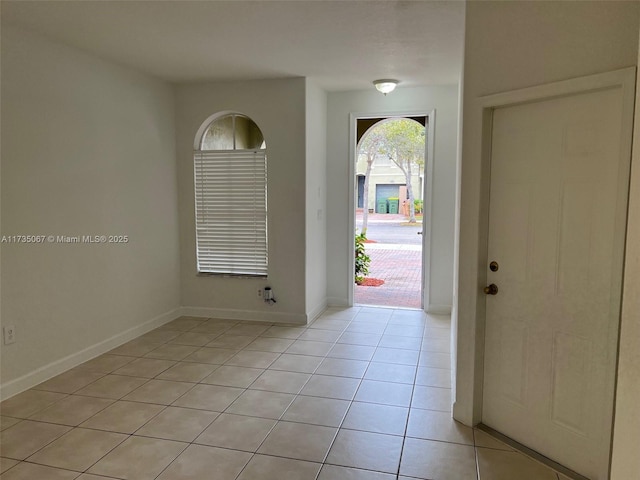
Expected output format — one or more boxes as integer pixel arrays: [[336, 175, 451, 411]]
[[194, 150, 268, 276]]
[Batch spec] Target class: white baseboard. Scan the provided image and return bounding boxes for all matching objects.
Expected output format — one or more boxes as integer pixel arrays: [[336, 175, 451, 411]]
[[1, 305, 319, 400], [427, 304, 452, 315], [179, 306, 307, 325], [305, 299, 328, 324], [0, 307, 181, 401]]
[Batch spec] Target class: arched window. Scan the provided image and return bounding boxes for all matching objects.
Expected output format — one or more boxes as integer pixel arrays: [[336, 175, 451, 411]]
[[194, 113, 267, 276]]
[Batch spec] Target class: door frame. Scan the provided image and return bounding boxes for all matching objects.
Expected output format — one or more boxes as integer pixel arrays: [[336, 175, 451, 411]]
[[458, 67, 636, 478], [347, 110, 436, 310]]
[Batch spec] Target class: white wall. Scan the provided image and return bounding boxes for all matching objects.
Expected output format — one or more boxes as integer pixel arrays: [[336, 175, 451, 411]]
[[0, 26, 181, 398], [305, 81, 328, 320], [455, 0, 639, 430], [175, 78, 309, 324], [326, 85, 459, 311], [610, 28, 640, 480]]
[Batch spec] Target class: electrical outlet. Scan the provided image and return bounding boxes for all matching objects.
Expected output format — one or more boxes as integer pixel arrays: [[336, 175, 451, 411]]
[[257, 288, 263, 298], [3, 325, 16, 345]]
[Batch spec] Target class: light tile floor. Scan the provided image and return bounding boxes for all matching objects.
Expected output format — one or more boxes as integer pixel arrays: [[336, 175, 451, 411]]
[[1, 306, 565, 480]]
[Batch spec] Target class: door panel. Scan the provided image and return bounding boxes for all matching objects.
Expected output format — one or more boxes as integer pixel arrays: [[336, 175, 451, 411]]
[[499, 318, 528, 406], [357, 175, 365, 208], [375, 184, 400, 203], [482, 84, 630, 479], [550, 331, 590, 434]]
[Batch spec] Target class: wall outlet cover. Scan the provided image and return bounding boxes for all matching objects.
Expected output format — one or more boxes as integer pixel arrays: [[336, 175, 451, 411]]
[[3, 325, 16, 345]]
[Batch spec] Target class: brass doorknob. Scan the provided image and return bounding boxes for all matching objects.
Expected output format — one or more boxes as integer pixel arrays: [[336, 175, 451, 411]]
[[484, 284, 499, 295]]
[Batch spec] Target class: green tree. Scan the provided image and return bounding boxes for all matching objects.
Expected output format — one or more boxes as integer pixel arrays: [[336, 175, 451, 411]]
[[356, 129, 384, 235], [377, 119, 425, 223]]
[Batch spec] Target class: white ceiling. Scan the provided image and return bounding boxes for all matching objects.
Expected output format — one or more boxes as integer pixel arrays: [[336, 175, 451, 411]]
[[1, 0, 465, 91]]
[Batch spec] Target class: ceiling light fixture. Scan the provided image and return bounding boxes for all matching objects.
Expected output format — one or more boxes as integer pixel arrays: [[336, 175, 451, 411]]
[[373, 79, 399, 95]]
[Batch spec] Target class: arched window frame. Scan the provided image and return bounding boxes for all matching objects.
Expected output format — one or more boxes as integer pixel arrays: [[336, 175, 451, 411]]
[[193, 112, 268, 277]]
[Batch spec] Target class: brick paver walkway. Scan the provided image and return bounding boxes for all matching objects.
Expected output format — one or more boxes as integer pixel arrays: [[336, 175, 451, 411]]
[[355, 245, 422, 309]]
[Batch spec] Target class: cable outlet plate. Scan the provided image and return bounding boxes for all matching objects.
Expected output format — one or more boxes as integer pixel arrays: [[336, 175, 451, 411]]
[[3, 325, 16, 345]]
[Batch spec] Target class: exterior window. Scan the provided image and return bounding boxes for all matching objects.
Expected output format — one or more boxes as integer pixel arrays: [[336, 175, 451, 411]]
[[194, 113, 267, 276]]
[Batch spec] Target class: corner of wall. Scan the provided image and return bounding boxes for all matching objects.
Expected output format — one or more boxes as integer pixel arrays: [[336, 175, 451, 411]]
[[0, 307, 182, 400]]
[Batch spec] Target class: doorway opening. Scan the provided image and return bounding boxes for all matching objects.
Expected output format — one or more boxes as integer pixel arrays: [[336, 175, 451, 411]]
[[354, 116, 427, 309]]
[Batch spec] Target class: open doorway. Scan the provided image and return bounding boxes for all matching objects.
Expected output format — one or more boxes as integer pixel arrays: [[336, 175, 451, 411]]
[[354, 116, 427, 309]]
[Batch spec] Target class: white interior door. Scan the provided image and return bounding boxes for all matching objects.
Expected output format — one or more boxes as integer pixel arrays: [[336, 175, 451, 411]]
[[482, 80, 632, 479]]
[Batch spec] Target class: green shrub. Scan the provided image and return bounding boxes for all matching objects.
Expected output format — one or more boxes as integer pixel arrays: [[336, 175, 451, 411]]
[[414, 199, 423, 214], [355, 232, 371, 284]]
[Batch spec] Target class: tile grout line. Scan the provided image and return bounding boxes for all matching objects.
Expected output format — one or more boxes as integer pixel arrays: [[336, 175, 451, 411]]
[[315, 313, 383, 478], [109, 316, 274, 480], [393, 316, 426, 480], [1, 318, 237, 478], [226, 312, 360, 480], [144, 313, 347, 480], [3, 309, 449, 479], [320, 309, 424, 478]]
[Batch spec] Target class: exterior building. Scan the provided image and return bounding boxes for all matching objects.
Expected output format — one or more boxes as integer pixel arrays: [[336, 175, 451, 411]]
[[355, 152, 423, 213]]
